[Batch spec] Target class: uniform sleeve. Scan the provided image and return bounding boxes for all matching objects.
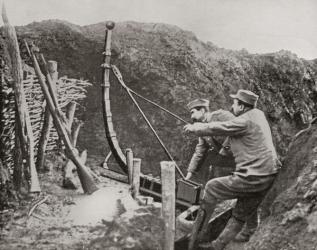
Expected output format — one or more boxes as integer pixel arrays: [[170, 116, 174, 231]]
[[191, 117, 249, 137], [187, 137, 208, 174]]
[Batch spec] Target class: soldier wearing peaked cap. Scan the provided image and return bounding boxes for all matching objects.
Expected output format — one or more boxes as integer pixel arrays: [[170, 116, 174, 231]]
[[183, 89, 281, 250], [187, 98, 210, 111], [184, 98, 235, 181]]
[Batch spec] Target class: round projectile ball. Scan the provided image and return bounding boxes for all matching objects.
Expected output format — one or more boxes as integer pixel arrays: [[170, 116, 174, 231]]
[[106, 21, 115, 30]]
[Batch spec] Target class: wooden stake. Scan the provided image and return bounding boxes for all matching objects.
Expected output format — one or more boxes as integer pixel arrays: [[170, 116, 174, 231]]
[[38, 55, 69, 133], [2, 3, 25, 189], [71, 121, 83, 147], [46, 60, 58, 89], [132, 158, 141, 199], [126, 148, 133, 185], [160, 161, 175, 250], [2, 3, 40, 192], [24, 98, 41, 193], [66, 101, 77, 131], [36, 60, 58, 171]]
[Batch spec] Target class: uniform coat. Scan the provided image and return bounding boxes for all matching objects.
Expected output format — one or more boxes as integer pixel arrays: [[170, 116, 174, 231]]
[[188, 108, 280, 177], [187, 110, 235, 175]]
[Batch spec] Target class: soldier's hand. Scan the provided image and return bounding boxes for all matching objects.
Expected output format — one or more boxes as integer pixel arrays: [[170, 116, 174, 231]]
[[183, 124, 195, 134], [183, 123, 205, 135], [185, 172, 193, 180]]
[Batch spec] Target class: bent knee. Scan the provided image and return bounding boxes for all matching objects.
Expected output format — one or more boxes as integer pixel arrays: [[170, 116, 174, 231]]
[[205, 178, 219, 191]]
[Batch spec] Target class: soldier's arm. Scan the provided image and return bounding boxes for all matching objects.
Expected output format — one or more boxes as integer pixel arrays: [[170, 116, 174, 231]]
[[187, 137, 208, 176], [185, 117, 248, 137]]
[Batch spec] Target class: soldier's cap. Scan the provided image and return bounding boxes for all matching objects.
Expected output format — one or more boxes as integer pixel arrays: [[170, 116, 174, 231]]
[[187, 98, 210, 110], [229, 89, 259, 106]]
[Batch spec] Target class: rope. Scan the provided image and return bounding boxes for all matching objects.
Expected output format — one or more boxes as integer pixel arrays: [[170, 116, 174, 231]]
[[111, 65, 186, 179], [129, 89, 189, 124]]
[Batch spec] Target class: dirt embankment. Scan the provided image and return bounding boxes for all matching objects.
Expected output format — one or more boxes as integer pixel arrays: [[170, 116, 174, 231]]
[[16, 20, 317, 178], [245, 121, 317, 250]]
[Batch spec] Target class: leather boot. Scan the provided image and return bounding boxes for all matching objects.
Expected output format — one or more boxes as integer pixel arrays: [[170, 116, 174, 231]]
[[199, 217, 244, 250], [188, 199, 217, 250], [234, 226, 256, 242], [234, 211, 258, 242]]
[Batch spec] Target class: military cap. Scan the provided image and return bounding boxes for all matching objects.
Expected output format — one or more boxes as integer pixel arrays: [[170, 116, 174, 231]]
[[229, 89, 259, 106], [187, 98, 210, 110]]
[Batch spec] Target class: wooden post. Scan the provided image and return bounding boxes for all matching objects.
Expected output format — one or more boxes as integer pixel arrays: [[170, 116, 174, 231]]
[[1, 4, 40, 192], [71, 120, 83, 147], [2, 3, 25, 189], [126, 148, 133, 185], [36, 60, 58, 171], [160, 161, 175, 250], [66, 101, 77, 131], [132, 158, 141, 199], [39, 56, 59, 111], [46, 60, 58, 90], [24, 102, 41, 192], [39, 56, 69, 126]]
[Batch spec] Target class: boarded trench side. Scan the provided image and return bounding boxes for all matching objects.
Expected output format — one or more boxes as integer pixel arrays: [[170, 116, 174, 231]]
[[245, 123, 317, 250]]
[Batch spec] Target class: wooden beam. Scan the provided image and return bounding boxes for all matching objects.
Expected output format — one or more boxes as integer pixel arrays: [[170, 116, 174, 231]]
[[161, 161, 176, 250], [36, 60, 58, 171]]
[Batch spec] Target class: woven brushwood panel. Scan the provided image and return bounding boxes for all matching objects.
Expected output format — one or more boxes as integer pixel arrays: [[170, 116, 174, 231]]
[[0, 63, 92, 172], [0, 64, 16, 172]]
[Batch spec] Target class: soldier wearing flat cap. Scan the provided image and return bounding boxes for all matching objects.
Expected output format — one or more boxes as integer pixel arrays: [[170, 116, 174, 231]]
[[183, 89, 281, 250]]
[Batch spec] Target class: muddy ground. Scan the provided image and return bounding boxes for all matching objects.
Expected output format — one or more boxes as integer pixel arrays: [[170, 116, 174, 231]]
[[0, 154, 248, 250], [4, 120, 317, 250], [0, 156, 167, 250]]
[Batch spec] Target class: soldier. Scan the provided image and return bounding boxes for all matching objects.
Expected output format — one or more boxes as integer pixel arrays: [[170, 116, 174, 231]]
[[184, 89, 281, 250], [184, 97, 260, 243], [185, 98, 235, 181]]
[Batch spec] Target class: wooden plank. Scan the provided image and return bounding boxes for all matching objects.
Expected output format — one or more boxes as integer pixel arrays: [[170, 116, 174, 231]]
[[99, 167, 128, 183]]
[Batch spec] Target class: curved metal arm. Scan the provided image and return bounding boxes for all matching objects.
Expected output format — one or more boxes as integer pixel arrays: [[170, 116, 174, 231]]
[[100, 22, 216, 183], [101, 21, 128, 173]]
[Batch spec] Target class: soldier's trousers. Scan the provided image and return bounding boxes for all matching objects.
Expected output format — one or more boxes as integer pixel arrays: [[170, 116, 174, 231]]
[[203, 173, 276, 222]]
